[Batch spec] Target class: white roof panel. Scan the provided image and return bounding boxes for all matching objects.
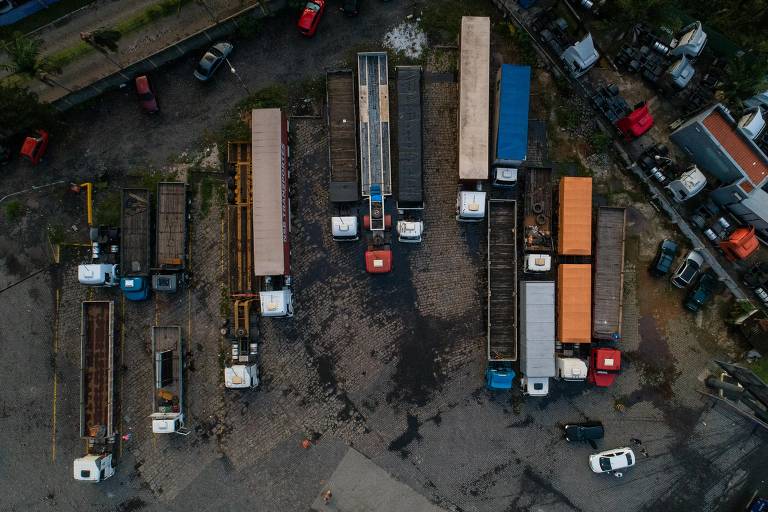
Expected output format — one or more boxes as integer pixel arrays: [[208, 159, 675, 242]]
[[458, 17, 490, 181]]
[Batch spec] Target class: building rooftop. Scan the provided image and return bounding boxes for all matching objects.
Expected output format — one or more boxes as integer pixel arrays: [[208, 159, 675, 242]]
[[703, 109, 768, 187]]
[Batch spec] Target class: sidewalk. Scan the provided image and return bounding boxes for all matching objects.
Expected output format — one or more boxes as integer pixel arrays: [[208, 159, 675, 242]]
[[0, 0, 269, 103]]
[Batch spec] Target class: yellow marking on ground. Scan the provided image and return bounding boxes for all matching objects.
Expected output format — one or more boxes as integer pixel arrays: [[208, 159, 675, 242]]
[[50, 288, 60, 463], [119, 294, 125, 458], [87, 287, 94, 300]]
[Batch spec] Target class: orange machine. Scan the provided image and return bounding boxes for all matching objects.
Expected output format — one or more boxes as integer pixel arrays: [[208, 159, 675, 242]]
[[558, 177, 593, 256], [719, 226, 759, 261], [558, 264, 592, 343]]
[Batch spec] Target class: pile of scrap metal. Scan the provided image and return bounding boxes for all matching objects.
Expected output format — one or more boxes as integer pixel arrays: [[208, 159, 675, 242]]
[[588, 83, 654, 140]]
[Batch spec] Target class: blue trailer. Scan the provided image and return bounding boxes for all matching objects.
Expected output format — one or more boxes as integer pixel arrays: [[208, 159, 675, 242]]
[[491, 64, 531, 187]]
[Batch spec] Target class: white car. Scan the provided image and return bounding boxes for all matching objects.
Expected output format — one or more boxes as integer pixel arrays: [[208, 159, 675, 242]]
[[671, 249, 705, 288], [589, 447, 635, 474]]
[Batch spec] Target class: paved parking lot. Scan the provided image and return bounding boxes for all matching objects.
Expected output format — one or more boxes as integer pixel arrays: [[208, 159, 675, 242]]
[[1, 3, 767, 512]]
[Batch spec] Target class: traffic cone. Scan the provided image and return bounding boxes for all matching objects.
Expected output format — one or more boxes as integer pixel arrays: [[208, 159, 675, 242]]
[[301, 439, 311, 449]]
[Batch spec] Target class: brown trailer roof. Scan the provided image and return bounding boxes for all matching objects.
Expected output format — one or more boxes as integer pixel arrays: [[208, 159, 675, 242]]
[[703, 110, 768, 186], [558, 177, 592, 256], [593, 207, 626, 341], [557, 264, 591, 343], [251, 108, 289, 277]]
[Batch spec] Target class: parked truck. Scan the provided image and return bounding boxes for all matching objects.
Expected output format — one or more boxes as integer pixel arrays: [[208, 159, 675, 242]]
[[153, 182, 187, 292], [120, 188, 151, 301], [593, 207, 626, 341], [326, 69, 360, 242], [523, 166, 553, 272], [74, 301, 116, 482], [486, 199, 518, 390], [151, 326, 187, 434], [456, 16, 490, 222], [520, 281, 556, 396], [251, 108, 294, 314], [491, 64, 531, 187], [395, 65, 424, 243], [225, 300, 260, 389]]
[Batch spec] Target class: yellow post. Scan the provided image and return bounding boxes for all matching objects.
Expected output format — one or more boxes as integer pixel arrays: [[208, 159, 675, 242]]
[[79, 182, 93, 226]]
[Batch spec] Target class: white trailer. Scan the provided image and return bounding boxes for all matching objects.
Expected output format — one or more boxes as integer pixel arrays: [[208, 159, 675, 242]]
[[520, 281, 556, 396]]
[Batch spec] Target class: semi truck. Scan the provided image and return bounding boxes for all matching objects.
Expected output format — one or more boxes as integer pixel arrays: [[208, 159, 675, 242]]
[[486, 199, 518, 390], [395, 65, 424, 243], [523, 166, 553, 272], [225, 300, 260, 389], [491, 64, 531, 187], [74, 301, 116, 482], [153, 182, 187, 292], [558, 177, 593, 256], [120, 188, 151, 301], [251, 108, 294, 315], [520, 281, 556, 396], [326, 69, 360, 242], [456, 16, 490, 222], [358, 52, 394, 272], [150, 326, 187, 434], [593, 207, 627, 341]]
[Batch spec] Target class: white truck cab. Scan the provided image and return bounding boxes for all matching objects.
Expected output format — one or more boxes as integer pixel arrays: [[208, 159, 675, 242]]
[[738, 107, 766, 140], [666, 165, 706, 203], [331, 216, 359, 241], [397, 220, 423, 243], [225, 365, 259, 389], [73, 453, 114, 482], [152, 416, 184, 434], [522, 377, 549, 397], [557, 357, 588, 381], [525, 254, 552, 272], [456, 191, 487, 222], [78, 264, 119, 287], [260, 289, 294, 317], [492, 167, 518, 187], [561, 34, 599, 78], [669, 21, 707, 59]]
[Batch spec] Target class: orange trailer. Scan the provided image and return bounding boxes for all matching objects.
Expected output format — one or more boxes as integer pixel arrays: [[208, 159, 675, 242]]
[[558, 177, 593, 256], [558, 264, 592, 343]]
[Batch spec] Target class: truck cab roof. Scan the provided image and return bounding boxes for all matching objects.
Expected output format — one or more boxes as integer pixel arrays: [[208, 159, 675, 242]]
[[225, 365, 258, 389], [457, 191, 486, 221], [260, 290, 293, 317], [78, 264, 117, 285]]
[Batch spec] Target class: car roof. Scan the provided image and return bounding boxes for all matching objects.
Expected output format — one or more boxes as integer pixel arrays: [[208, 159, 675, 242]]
[[686, 249, 704, 264]]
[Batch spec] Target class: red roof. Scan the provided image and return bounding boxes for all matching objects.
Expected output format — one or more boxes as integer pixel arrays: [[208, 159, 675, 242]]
[[703, 110, 768, 186], [365, 249, 392, 274]]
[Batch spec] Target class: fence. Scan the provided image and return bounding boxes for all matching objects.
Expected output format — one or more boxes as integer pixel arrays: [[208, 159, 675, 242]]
[[52, 0, 286, 111]]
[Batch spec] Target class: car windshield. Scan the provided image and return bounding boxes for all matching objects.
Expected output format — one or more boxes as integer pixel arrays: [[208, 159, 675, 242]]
[[139, 92, 153, 101], [208, 47, 223, 58], [599, 457, 612, 471], [305, 2, 320, 11], [195, 64, 209, 76], [681, 262, 699, 280], [626, 453, 633, 466]]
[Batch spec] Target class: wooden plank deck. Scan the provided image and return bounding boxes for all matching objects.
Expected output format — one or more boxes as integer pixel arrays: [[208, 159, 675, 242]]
[[593, 207, 627, 340], [327, 70, 359, 202], [156, 183, 186, 269], [488, 199, 518, 361]]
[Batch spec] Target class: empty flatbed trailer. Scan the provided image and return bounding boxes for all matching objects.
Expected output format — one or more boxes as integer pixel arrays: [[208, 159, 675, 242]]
[[396, 65, 423, 209], [593, 207, 627, 341], [327, 69, 359, 203]]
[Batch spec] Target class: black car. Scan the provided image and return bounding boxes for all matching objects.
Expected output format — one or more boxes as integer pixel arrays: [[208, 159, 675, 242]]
[[684, 270, 719, 312], [650, 239, 679, 277], [564, 421, 605, 442], [340, 0, 358, 16]]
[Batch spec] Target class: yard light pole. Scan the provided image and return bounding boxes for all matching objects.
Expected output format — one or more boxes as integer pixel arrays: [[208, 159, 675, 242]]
[[225, 58, 250, 96]]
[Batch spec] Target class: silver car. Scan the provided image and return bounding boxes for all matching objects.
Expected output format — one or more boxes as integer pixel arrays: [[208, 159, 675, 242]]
[[194, 42, 234, 81], [671, 249, 705, 288]]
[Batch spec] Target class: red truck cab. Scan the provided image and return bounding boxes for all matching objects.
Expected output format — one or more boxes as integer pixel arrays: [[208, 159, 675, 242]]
[[616, 102, 653, 140], [588, 347, 621, 387], [720, 226, 759, 261], [20, 129, 49, 164], [365, 247, 392, 274]]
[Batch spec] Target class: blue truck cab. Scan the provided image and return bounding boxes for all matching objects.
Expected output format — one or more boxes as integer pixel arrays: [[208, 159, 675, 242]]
[[120, 276, 150, 301], [486, 363, 516, 390]]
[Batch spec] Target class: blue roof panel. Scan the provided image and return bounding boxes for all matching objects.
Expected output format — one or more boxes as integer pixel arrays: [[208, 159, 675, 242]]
[[496, 64, 531, 163]]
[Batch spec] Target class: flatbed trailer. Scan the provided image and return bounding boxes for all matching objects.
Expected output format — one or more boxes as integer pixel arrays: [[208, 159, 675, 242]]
[[593, 207, 627, 341], [227, 140, 255, 294], [396, 65, 423, 210], [154, 182, 187, 292], [327, 69, 359, 203], [151, 326, 185, 434], [523, 167, 553, 252], [487, 199, 518, 389], [74, 300, 116, 482], [120, 188, 151, 300]]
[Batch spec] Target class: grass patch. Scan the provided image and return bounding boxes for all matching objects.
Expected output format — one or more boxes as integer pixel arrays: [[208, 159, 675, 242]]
[[501, 22, 537, 65], [419, 0, 494, 44], [48, 42, 92, 71], [589, 131, 613, 153], [128, 168, 179, 192], [4, 200, 24, 221], [748, 358, 768, 384], [114, 0, 192, 35], [217, 84, 290, 147], [94, 189, 121, 226], [46, 224, 67, 244], [556, 104, 580, 131]]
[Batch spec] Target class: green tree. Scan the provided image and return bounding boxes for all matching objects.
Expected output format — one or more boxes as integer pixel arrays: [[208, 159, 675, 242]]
[[0, 33, 69, 90], [0, 83, 56, 139], [723, 52, 768, 107]]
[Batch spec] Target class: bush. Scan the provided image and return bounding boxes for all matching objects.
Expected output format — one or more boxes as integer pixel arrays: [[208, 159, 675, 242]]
[[4, 200, 24, 221]]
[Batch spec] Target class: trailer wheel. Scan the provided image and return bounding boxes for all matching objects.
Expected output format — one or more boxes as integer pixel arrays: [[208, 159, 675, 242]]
[[533, 202, 544, 214], [536, 214, 547, 225]]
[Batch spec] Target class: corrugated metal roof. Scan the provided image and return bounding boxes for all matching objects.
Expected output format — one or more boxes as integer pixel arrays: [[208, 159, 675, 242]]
[[521, 281, 555, 377], [557, 264, 591, 343], [558, 177, 593, 256], [458, 16, 490, 181], [251, 108, 288, 277], [496, 64, 531, 163], [703, 110, 768, 186], [396, 66, 423, 205]]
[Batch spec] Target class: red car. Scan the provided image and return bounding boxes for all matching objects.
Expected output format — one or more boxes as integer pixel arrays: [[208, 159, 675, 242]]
[[297, 0, 325, 37], [20, 129, 49, 165], [135, 75, 159, 114]]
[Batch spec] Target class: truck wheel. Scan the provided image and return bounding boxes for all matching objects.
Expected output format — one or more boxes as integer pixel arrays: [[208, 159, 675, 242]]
[[533, 202, 544, 214], [536, 214, 547, 226]]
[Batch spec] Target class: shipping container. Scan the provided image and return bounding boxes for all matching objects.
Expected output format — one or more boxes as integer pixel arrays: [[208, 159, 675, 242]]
[[558, 177, 593, 256], [557, 264, 592, 343], [458, 16, 490, 181]]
